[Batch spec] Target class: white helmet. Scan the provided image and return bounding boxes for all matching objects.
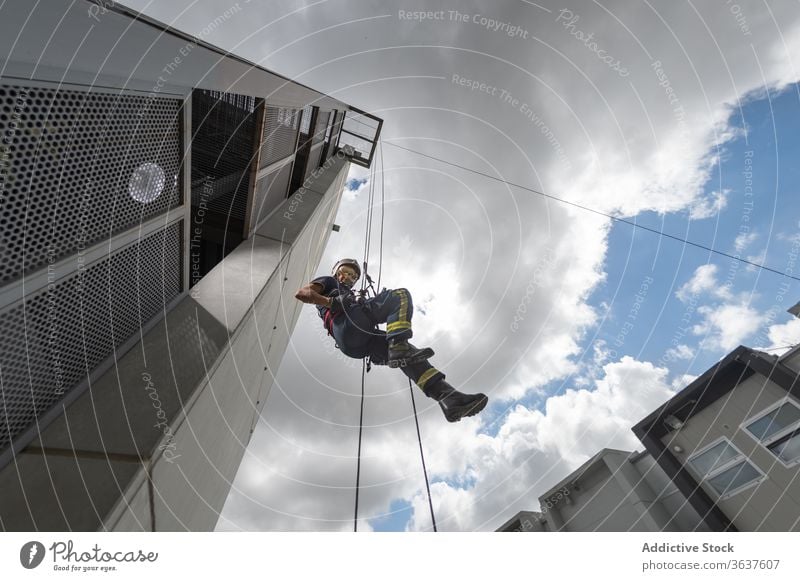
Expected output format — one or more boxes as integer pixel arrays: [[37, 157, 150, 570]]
[[332, 258, 361, 285]]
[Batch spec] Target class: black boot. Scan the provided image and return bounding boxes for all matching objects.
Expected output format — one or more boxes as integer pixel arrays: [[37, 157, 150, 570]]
[[387, 339, 434, 368], [423, 380, 488, 423]]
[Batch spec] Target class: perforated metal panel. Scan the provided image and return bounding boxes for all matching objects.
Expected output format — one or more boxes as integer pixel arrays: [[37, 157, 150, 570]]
[[260, 106, 300, 169], [0, 221, 184, 453], [299, 105, 314, 135], [205, 91, 256, 113], [191, 90, 257, 222], [0, 84, 182, 285]]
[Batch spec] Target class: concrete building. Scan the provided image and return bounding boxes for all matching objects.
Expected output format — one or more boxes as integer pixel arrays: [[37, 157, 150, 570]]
[[0, 1, 381, 530], [497, 449, 709, 532], [499, 342, 800, 532], [633, 344, 800, 532]]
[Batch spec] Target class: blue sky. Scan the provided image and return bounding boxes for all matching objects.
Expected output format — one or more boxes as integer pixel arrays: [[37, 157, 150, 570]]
[[346, 177, 368, 191], [474, 83, 800, 441], [595, 84, 799, 377], [370, 499, 414, 532]]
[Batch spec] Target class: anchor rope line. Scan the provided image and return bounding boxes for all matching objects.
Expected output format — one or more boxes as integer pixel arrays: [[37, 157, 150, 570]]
[[383, 141, 800, 284], [352, 140, 437, 532], [354, 158, 377, 532], [377, 141, 386, 292]]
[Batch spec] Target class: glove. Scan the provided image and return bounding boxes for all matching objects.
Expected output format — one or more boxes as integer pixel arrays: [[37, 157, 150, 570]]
[[328, 294, 347, 314]]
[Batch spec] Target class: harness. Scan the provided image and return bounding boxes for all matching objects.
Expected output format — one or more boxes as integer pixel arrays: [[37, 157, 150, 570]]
[[320, 287, 358, 338], [322, 307, 339, 337], [320, 286, 376, 338]]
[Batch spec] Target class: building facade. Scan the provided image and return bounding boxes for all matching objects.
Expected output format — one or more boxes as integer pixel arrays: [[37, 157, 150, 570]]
[[497, 449, 709, 532], [499, 341, 800, 532], [0, 1, 380, 530], [633, 344, 800, 532]]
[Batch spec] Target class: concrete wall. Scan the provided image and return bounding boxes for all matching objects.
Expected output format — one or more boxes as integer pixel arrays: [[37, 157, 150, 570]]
[[497, 511, 547, 532], [534, 450, 705, 532], [550, 454, 649, 531], [0, 156, 349, 531], [604, 452, 680, 531], [631, 453, 709, 532], [661, 371, 800, 531], [780, 344, 800, 373]]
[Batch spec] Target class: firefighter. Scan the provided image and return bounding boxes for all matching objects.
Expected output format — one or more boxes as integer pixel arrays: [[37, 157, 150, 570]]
[[295, 258, 488, 422]]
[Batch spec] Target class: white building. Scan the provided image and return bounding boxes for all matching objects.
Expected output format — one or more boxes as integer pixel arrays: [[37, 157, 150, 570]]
[[0, 1, 380, 531], [497, 448, 709, 532], [499, 341, 800, 532]]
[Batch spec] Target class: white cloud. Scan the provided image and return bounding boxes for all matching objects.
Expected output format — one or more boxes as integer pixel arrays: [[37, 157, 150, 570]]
[[676, 264, 721, 302], [765, 21, 800, 91], [675, 265, 764, 352], [745, 250, 767, 273], [761, 317, 800, 354], [665, 344, 694, 361], [406, 356, 675, 531], [689, 189, 729, 220], [734, 231, 758, 253], [671, 373, 699, 391], [693, 303, 763, 351]]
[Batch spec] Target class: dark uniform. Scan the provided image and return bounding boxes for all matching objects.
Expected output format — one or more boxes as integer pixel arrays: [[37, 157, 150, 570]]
[[311, 276, 445, 393]]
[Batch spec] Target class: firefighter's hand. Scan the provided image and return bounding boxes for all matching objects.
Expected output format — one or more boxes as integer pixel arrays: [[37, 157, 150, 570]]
[[294, 288, 314, 303], [329, 295, 346, 314], [295, 283, 329, 306]]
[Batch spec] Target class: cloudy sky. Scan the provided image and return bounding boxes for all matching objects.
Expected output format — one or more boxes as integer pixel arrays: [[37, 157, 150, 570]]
[[122, 0, 800, 531]]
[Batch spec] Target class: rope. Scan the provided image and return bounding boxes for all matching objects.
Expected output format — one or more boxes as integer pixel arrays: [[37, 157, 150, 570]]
[[352, 138, 437, 532], [353, 360, 366, 532], [384, 141, 800, 284], [408, 376, 438, 532], [377, 141, 386, 292], [360, 159, 377, 293], [353, 161, 376, 531], [353, 139, 381, 530]]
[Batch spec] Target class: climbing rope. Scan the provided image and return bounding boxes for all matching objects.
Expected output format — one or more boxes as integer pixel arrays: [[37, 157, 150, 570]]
[[352, 139, 437, 532], [376, 141, 386, 292], [408, 376, 438, 531], [353, 360, 366, 532], [354, 158, 377, 532]]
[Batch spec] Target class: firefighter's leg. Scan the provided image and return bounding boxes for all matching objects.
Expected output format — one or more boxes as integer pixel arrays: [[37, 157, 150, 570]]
[[400, 359, 445, 393], [422, 378, 488, 423], [397, 358, 488, 423], [334, 307, 376, 359], [365, 331, 428, 366], [366, 288, 433, 368], [366, 288, 414, 340]]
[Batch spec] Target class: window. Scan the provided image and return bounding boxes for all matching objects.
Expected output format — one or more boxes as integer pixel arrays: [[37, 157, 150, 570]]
[[743, 398, 800, 466], [687, 438, 764, 499]]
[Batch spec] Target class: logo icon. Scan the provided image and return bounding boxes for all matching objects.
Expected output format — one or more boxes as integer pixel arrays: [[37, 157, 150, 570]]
[[19, 541, 45, 569]]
